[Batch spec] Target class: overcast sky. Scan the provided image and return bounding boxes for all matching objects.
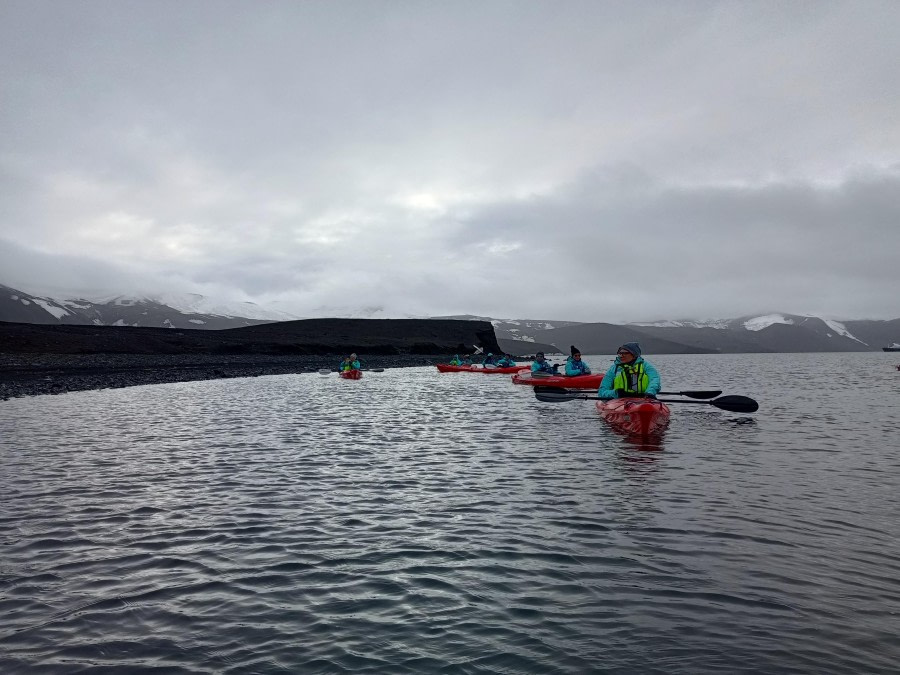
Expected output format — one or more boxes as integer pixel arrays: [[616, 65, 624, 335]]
[[2, 1, 899, 321]]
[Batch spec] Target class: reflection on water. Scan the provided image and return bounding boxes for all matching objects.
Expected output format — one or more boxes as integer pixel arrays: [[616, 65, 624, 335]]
[[1, 353, 899, 674]]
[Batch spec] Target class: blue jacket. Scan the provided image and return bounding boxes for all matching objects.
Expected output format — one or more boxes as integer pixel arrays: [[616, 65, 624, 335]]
[[531, 359, 557, 374], [599, 356, 660, 398], [565, 356, 591, 376]]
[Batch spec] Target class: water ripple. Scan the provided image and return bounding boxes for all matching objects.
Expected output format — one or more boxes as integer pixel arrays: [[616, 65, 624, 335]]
[[2, 355, 899, 673]]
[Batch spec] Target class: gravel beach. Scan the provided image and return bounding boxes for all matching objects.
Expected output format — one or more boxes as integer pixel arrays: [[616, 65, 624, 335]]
[[0, 353, 446, 401]]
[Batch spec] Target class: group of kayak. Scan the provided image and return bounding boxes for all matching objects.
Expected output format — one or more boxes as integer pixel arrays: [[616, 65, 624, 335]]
[[439, 342, 672, 437]]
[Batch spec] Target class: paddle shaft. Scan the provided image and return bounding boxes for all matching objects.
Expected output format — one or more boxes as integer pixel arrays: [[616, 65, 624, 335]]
[[533, 388, 758, 413]]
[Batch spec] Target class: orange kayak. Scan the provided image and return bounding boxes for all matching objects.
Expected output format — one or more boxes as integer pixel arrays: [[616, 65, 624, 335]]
[[339, 369, 362, 379], [596, 398, 670, 437], [479, 365, 528, 374], [512, 371, 605, 389], [436, 364, 477, 373], [436, 364, 526, 374]]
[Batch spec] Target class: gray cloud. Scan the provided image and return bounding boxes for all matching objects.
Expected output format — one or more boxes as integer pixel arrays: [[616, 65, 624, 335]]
[[1, 1, 899, 321]]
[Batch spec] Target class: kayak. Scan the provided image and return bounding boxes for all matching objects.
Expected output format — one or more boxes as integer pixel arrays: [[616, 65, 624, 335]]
[[436, 364, 526, 374], [512, 371, 605, 389], [339, 369, 362, 380], [596, 398, 670, 437], [479, 365, 528, 375], [436, 364, 477, 373]]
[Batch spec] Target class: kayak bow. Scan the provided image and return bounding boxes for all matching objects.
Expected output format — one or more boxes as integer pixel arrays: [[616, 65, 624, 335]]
[[596, 398, 671, 437]]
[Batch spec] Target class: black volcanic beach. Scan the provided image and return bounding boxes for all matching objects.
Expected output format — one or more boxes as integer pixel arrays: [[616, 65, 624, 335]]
[[0, 318, 502, 400]]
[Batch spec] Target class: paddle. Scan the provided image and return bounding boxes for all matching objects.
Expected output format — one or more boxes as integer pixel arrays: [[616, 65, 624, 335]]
[[659, 389, 721, 399], [533, 387, 758, 413], [529, 379, 720, 399], [365, 368, 385, 373]]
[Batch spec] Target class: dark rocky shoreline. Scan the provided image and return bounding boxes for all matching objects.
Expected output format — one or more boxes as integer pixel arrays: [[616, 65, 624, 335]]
[[0, 317, 503, 401], [0, 353, 446, 401]]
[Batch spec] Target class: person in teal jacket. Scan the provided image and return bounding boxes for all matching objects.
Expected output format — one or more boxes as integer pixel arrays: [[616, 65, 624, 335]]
[[565, 345, 591, 376], [531, 352, 559, 374], [496, 354, 516, 367], [598, 342, 661, 399], [340, 354, 361, 371]]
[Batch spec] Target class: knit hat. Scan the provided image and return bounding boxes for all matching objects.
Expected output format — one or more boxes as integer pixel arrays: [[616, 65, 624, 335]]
[[618, 342, 641, 357], [570, 345, 580, 356]]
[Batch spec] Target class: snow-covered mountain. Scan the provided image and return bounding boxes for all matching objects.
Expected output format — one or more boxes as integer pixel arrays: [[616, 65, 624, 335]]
[[0, 284, 298, 329], [467, 312, 900, 354], [3, 281, 898, 352]]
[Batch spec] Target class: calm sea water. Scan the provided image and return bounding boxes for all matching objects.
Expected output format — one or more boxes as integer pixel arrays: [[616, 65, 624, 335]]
[[1, 353, 898, 674]]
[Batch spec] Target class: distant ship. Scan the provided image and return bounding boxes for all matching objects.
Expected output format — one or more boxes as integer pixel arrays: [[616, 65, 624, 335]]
[[883, 345, 900, 352]]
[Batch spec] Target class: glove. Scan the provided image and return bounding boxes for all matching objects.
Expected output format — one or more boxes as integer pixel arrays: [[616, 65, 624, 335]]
[[645, 393, 657, 399], [615, 388, 628, 398]]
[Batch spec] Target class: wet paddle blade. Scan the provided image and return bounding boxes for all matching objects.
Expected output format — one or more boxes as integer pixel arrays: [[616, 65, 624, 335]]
[[709, 395, 759, 413]]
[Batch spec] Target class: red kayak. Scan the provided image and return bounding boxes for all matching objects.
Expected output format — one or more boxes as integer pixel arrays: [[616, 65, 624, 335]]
[[436, 364, 526, 374], [339, 369, 362, 379], [436, 364, 477, 373], [479, 365, 528, 374], [512, 371, 605, 389], [596, 398, 670, 437]]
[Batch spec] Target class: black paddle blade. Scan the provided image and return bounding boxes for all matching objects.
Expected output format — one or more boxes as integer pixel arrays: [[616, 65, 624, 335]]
[[710, 395, 759, 413]]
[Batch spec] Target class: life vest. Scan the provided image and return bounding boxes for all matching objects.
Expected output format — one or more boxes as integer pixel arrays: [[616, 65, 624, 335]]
[[612, 362, 649, 394]]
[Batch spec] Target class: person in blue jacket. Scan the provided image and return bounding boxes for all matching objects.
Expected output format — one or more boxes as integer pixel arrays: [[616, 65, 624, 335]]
[[531, 352, 559, 375], [565, 345, 591, 376], [598, 342, 661, 399], [481, 352, 496, 366], [496, 354, 516, 367], [340, 353, 361, 371]]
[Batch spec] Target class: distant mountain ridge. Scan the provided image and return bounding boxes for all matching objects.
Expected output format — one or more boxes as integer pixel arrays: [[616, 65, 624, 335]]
[[2, 283, 898, 353], [0, 283, 294, 330], [483, 313, 900, 355]]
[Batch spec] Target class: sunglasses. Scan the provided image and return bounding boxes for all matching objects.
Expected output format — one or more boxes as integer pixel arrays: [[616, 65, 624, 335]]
[[617, 351, 632, 356]]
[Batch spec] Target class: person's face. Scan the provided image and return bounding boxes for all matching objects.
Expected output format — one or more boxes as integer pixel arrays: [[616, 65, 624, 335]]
[[617, 349, 635, 363], [573, 353, 581, 360]]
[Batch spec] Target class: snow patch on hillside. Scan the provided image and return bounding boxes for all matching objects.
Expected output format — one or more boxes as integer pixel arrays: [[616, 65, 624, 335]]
[[744, 314, 794, 331], [632, 319, 730, 329], [152, 293, 300, 321], [822, 319, 867, 344], [32, 298, 71, 319]]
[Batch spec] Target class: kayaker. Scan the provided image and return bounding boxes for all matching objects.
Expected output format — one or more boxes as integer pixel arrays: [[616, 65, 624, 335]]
[[531, 352, 560, 374], [482, 353, 496, 366], [462, 354, 473, 365], [496, 354, 515, 367], [449, 354, 462, 366], [565, 345, 592, 376], [340, 354, 361, 371], [598, 342, 661, 399]]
